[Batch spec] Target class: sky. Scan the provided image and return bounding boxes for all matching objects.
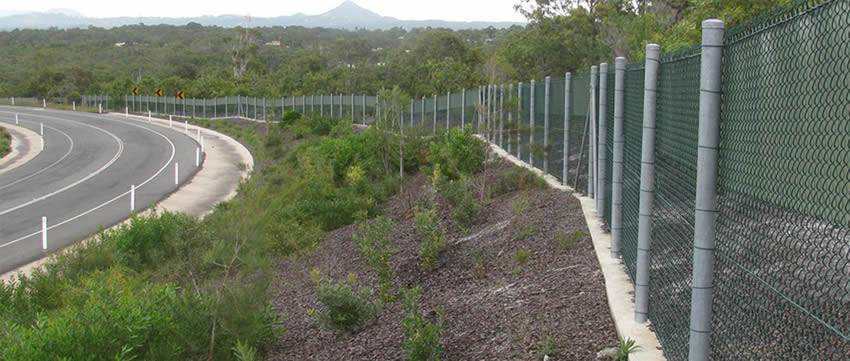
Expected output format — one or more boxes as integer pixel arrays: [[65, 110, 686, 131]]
[[0, 0, 527, 22]]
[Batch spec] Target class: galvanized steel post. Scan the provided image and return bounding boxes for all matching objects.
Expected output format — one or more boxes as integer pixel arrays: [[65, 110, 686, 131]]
[[529, 80, 536, 165], [517, 82, 523, 160], [543, 76, 551, 174], [461, 88, 466, 129], [499, 84, 504, 147], [598, 63, 609, 215], [563, 73, 572, 186], [688, 19, 724, 361], [446, 91, 451, 129], [611, 58, 626, 257], [634, 43, 661, 324], [589, 65, 597, 197], [432, 94, 437, 134]]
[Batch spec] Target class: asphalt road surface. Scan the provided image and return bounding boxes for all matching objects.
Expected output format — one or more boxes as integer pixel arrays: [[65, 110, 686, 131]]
[[0, 107, 201, 275]]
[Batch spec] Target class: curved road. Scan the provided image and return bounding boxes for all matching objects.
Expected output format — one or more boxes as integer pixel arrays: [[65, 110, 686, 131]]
[[0, 107, 201, 275]]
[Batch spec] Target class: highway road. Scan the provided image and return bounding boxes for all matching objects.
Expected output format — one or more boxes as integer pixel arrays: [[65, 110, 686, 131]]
[[0, 107, 201, 275]]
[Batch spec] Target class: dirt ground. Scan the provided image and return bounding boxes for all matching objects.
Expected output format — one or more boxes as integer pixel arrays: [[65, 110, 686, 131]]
[[268, 159, 618, 360]]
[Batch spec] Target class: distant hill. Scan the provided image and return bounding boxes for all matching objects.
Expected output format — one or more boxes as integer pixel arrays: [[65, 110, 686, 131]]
[[0, 1, 524, 30]]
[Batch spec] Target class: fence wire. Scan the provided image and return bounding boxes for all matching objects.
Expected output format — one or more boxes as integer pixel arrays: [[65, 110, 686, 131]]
[[712, 0, 850, 359], [620, 65, 644, 281]]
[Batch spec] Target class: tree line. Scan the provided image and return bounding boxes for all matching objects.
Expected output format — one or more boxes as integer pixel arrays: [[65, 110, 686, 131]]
[[0, 0, 787, 102]]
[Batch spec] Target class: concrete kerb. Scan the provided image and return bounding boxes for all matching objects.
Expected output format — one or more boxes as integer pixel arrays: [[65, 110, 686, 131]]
[[1, 112, 254, 283], [117, 112, 254, 216], [479, 135, 666, 361], [0, 122, 43, 175]]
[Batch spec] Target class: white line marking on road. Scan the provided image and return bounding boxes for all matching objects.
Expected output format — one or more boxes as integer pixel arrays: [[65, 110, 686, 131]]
[[0, 111, 125, 217], [0, 116, 177, 250]]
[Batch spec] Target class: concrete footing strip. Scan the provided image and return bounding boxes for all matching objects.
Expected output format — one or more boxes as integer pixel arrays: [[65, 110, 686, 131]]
[[1, 112, 253, 283], [0, 122, 43, 175], [479, 136, 667, 361]]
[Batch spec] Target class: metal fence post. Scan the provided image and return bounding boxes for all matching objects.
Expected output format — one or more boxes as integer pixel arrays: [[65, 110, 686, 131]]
[[499, 84, 505, 148], [544, 76, 551, 174], [688, 19, 724, 361], [634, 43, 661, 323], [517, 82, 523, 160], [563, 73, 572, 186], [461, 88, 466, 129], [508, 84, 514, 154], [529, 80, 536, 165], [446, 91, 451, 129], [432, 94, 437, 134], [611, 58, 626, 256], [598, 63, 609, 215], [420, 97, 425, 126], [589, 65, 598, 197]]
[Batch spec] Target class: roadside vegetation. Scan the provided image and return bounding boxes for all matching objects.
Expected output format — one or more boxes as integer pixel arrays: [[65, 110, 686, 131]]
[[0, 127, 9, 158], [0, 87, 497, 360]]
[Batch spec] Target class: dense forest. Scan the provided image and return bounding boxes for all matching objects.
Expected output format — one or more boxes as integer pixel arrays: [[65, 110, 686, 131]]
[[0, 0, 788, 101]]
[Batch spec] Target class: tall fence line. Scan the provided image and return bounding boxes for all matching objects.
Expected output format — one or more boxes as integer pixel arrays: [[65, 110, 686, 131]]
[[25, 1, 849, 359]]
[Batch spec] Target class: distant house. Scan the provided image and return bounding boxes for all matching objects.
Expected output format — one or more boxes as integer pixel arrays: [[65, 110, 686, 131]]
[[265, 40, 282, 47], [114, 42, 126, 47]]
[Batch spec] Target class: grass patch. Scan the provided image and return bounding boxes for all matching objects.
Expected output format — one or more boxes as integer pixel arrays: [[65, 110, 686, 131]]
[[538, 335, 560, 357], [557, 230, 586, 252], [488, 165, 547, 198]]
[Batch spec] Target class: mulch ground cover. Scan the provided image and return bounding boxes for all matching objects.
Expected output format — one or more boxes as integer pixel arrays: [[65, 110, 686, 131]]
[[268, 159, 618, 360]]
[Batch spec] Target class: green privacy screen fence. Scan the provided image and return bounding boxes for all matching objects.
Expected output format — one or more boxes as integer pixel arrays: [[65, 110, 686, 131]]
[[75, 1, 849, 359]]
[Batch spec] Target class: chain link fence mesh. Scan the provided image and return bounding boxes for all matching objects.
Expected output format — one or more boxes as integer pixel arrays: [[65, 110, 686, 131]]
[[620, 65, 644, 281], [712, 0, 850, 359]]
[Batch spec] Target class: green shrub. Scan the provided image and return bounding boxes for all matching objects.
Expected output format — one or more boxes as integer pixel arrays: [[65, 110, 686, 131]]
[[427, 127, 486, 181], [107, 211, 195, 271], [400, 288, 443, 361], [353, 217, 397, 302], [438, 178, 480, 231], [414, 206, 446, 272], [311, 270, 381, 333], [0, 127, 10, 158], [281, 110, 302, 128], [0, 270, 211, 361], [488, 166, 546, 198]]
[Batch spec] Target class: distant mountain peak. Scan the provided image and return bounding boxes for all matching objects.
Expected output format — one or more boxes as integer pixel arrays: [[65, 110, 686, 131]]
[[0, 1, 523, 30], [320, 1, 383, 19]]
